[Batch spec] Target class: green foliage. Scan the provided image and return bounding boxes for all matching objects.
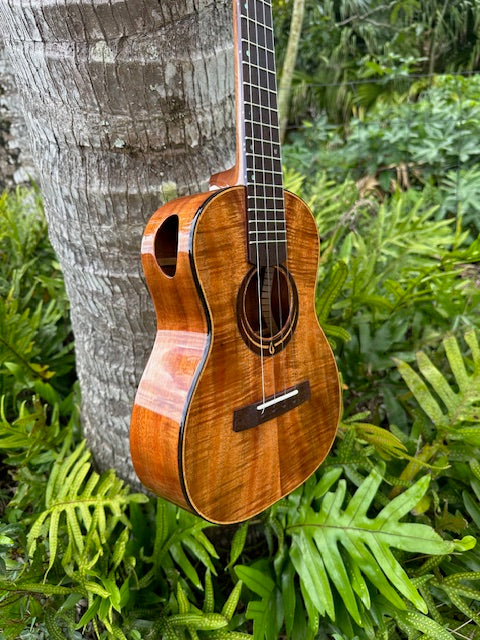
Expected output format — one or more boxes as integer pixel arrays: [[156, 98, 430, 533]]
[[287, 469, 471, 620], [233, 464, 476, 640], [273, 0, 480, 123], [395, 331, 480, 439], [305, 183, 480, 427], [0, 191, 249, 638], [3, 54, 480, 640], [285, 75, 480, 232], [0, 188, 74, 413]]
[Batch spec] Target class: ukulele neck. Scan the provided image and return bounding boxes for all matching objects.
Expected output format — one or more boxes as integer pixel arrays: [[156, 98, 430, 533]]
[[234, 0, 286, 267]]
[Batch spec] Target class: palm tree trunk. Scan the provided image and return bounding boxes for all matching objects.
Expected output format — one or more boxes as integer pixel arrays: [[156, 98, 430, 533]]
[[278, 0, 306, 142], [0, 40, 35, 188], [0, 0, 235, 486]]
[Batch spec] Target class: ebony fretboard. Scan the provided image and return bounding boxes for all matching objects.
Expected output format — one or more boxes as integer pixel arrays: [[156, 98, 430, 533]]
[[238, 0, 286, 267]]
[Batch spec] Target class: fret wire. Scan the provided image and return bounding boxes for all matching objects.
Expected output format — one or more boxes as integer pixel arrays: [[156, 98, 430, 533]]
[[247, 142, 281, 155], [246, 155, 281, 163], [241, 15, 274, 35], [242, 0, 273, 9], [245, 101, 279, 112], [248, 205, 284, 210], [245, 135, 280, 150], [247, 200, 284, 205], [242, 71, 276, 95], [242, 44, 274, 68], [242, 59, 277, 76], [247, 199, 284, 205], [247, 185, 283, 191], [243, 83, 277, 96], [245, 107, 280, 120], [247, 189, 284, 196], [247, 204, 284, 209], [246, 147, 282, 155], [249, 240, 287, 245], [241, 38, 274, 55], [246, 159, 282, 170], [242, 0, 274, 9], [247, 186, 284, 192], [242, 37, 271, 53], [246, 160, 281, 173], [248, 204, 284, 209], [245, 116, 280, 130], [248, 196, 284, 200], [246, 168, 284, 177], [248, 221, 286, 225], [241, 0, 286, 256], [247, 0, 273, 7], [249, 220, 285, 225]]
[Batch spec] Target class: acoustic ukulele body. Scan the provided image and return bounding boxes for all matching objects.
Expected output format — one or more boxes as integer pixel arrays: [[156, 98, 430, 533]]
[[130, 186, 340, 524]]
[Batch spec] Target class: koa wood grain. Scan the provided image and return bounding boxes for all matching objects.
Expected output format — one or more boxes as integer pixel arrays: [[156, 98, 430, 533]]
[[130, 186, 341, 523]]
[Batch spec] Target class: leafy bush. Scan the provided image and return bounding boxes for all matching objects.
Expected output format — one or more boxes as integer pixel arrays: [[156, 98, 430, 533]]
[[284, 75, 480, 232], [2, 111, 480, 638], [273, 0, 480, 123], [0, 188, 74, 410]]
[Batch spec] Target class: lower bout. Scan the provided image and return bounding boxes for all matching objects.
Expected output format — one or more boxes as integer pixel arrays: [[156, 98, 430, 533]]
[[130, 403, 190, 511]]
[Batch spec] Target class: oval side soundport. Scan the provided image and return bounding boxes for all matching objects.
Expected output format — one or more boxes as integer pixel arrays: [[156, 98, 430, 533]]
[[154, 214, 179, 277]]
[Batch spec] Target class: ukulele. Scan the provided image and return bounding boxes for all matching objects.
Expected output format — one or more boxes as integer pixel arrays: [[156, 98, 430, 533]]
[[130, 0, 341, 524]]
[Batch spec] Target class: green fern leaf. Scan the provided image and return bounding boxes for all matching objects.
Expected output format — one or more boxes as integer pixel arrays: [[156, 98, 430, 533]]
[[228, 523, 248, 569], [0, 580, 73, 596], [221, 580, 243, 621], [322, 323, 352, 343], [183, 535, 217, 575], [316, 260, 348, 323], [286, 467, 467, 623], [169, 612, 227, 630], [235, 565, 281, 640], [111, 528, 129, 572], [203, 569, 214, 613], [290, 529, 336, 619], [342, 420, 408, 460], [44, 611, 64, 640], [395, 330, 480, 439], [400, 610, 454, 640], [46, 508, 61, 573], [170, 542, 202, 589], [27, 440, 147, 580]]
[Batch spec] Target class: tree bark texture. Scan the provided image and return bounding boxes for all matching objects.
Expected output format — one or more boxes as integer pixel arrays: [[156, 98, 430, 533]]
[[0, 40, 36, 189], [0, 0, 235, 486]]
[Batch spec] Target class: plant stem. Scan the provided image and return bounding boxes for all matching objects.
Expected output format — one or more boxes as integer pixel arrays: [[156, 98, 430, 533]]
[[278, 0, 305, 143]]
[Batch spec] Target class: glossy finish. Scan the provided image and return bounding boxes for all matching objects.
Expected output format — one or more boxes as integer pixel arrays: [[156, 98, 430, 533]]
[[130, 186, 341, 523]]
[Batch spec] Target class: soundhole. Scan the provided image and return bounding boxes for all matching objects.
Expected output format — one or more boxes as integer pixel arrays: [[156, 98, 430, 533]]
[[237, 265, 298, 356], [154, 214, 179, 277]]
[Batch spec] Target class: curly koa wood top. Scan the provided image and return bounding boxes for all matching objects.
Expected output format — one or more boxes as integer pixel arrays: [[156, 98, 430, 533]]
[[130, 187, 340, 523]]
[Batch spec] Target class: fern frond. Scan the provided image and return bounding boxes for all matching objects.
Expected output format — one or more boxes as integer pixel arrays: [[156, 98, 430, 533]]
[[227, 523, 248, 569], [235, 565, 281, 640], [139, 499, 219, 591], [27, 440, 148, 574], [316, 260, 348, 324], [341, 419, 408, 460], [285, 467, 472, 626], [395, 330, 480, 441]]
